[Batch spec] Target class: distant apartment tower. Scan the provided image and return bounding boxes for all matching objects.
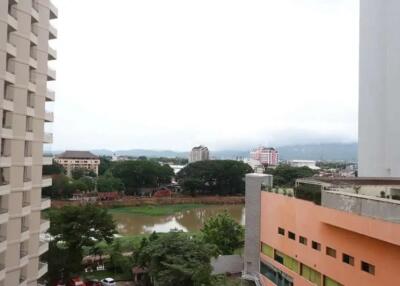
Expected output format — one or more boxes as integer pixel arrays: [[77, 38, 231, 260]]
[[250, 147, 279, 166], [55, 151, 100, 177], [359, 0, 400, 177], [0, 0, 57, 284], [189, 146, 209, 163]]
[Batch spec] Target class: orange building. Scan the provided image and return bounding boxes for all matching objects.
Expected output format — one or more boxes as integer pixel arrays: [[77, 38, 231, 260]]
[[244, 175, 400, 286]]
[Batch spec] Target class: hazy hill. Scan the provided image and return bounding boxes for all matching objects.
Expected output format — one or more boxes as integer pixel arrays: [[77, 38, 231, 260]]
[[85, 143, 357, 162]]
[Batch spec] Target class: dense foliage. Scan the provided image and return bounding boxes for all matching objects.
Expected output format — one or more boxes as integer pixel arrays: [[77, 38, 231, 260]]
[[47, 205, 116, 283], [265, 165, 316, 187], [134, 232, 217, 286], [177, 160, 252, 195], [42, 160, 65, 176], [201, 212, 244, 255], [111, 160, 174, 194]]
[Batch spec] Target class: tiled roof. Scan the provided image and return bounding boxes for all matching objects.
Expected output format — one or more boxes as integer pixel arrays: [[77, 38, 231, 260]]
[[57, 150, 98, 159]]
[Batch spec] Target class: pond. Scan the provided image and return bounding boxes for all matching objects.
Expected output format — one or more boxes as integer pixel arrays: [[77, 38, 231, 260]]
[[112, 204, 245, 235]]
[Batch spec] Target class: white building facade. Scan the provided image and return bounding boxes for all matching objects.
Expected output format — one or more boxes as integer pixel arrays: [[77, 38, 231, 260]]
[[359, 0, 400, 177], [189, 146, 209, 163]]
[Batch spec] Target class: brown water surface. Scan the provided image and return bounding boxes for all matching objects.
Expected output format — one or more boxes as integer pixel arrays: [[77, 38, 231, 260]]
[[113, 204, 245, 235]]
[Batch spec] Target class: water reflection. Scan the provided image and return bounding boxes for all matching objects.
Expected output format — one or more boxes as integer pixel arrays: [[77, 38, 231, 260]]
[[113, 205, 245, 235]]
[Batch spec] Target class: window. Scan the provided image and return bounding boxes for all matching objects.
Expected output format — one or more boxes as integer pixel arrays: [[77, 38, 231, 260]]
[[278, 227, 285, 236], [260, 261, 294, 286], [326, 247, 336, 258], [312, 241, 321, 251], [274, 250, 299, 274], [261, 243, 274, 258], [288, 231, 296, 240], [299, 236, 307, 245], [324, 276, 343, 286], [361, 261, 375, 275], [342, 253, 354, 266], [301, 264, 321, 286]]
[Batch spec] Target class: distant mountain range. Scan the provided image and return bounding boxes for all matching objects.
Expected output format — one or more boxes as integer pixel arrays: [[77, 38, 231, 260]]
[[66, 143, 357, 162]]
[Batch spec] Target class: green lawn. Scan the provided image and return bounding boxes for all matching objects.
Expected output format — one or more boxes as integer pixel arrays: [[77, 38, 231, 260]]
[[108, 204, 205, 216]]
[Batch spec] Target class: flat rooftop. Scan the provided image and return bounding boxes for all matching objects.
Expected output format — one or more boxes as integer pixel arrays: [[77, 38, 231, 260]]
[[298, 177, 400, 186]]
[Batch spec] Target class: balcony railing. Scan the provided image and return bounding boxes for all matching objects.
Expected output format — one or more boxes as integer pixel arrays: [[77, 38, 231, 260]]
[[20, 249, 28, 258]]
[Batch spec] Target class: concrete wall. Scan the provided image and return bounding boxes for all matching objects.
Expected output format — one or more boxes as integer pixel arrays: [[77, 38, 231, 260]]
[[211, 255, 243, 275], [244, 173, 272, 274], [322, 191, 400, 224], [359, 0, 400, 177], [261, 192, 400, 286]]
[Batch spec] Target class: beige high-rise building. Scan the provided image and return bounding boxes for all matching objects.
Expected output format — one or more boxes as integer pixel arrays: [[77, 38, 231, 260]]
[[0, 0, 57, 285]]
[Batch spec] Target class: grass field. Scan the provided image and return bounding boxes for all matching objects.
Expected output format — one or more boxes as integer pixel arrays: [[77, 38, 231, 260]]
[[108, 203, 206, 216]]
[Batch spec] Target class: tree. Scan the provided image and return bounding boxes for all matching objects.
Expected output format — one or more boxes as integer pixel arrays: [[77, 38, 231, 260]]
[[265, 165, 316, 187], [42, 174, 73, 199], [99, 156, 112, 176], [47, 205, 116, 283], [77, 176, 96, 191], [71, 168, 86, 180], [43, 160, 65, 176], [181, 178, 203, 196], [97, 175, 125, 192], [177, 160, 252, 195], [108, 240, 131, 276], [201, 212, 244, 255], [111, 160, 175, 194], [134, 231, 216, 286]]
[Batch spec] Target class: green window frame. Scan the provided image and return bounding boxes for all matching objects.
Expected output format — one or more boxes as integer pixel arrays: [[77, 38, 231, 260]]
[[324, 276, 343, 286], [301, 264, 321, 286], [261, 243, 274, 258]]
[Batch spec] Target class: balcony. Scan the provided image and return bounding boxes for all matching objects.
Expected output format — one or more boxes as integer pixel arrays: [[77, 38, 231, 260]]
[[40, 220, 50, 232], [0, 263, 5, 282], [44, 112, 54, 122], [47, 68, 56, 81], [22, 179, 32, 191], [19, 275, 27, 286], [42, 177, 52, 188], [0, 158, 11, 169], [44, 133, 53, 144], [41, 198, 51, 210], [29, 33, 38, 45], [0, 209, 9, 225], [31, 5, 39, 21], [48, 45, 57, 60], [0, 235, 6, 252], [49, 1, 58, 19], [38, 262, 48, 279], [7, 15, 18, 30], [6, 43, 16, 57], [21, 204, 31, 217], [27, 81, 36, 93], [49, 23, 57, 39], [0, 181, 10, 196], [46, 89, 55, 101], [38, 241, 49, 256], [29, 57, 38, 69], [5, 71, 16, 84], [3, 98, 14, 112]]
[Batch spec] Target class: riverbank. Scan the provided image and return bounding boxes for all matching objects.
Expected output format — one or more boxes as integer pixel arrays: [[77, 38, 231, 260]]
[[109, 204, 205, 216], [51, 195, 245, 209]]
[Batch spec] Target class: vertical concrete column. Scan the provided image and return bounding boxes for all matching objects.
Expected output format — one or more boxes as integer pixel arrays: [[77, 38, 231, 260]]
[[244, 173, 273, 274]]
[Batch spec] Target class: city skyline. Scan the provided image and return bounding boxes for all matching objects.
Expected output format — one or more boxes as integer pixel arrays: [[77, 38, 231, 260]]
[[51, 0, 359, 151]]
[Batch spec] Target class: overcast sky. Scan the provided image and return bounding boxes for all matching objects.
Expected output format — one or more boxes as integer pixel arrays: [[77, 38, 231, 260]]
[[50, 0, 359, 151]]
